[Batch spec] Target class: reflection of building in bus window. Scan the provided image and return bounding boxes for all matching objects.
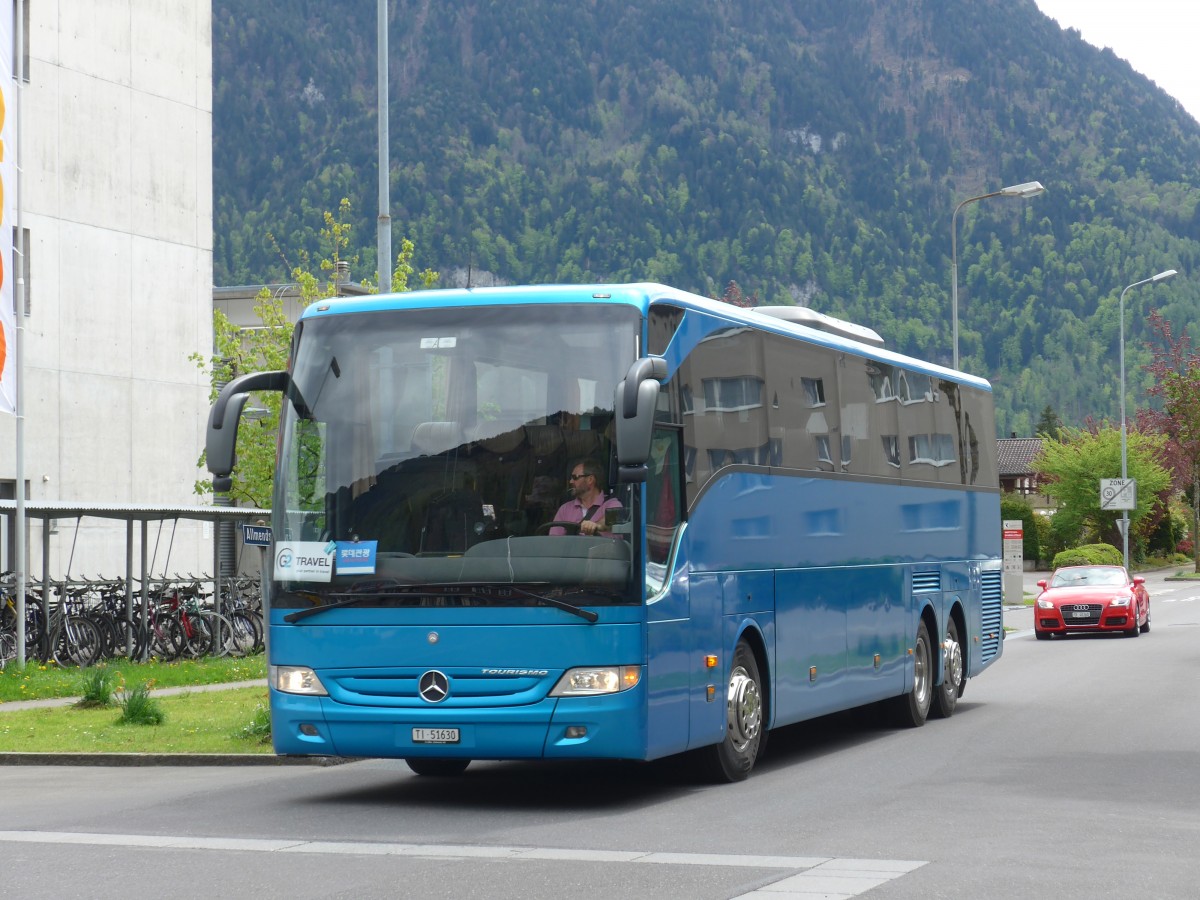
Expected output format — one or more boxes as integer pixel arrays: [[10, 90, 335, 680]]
[[802, 377, 826, 406], [908, 433, 956, 467], [883, 435, 901, 468], [646, 434, 682, 567], [815, 435, 833, 466]]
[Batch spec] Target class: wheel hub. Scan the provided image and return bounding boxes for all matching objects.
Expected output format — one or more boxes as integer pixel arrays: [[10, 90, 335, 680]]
[[727, 665, 762, 751], [943, 636, 963, 691]]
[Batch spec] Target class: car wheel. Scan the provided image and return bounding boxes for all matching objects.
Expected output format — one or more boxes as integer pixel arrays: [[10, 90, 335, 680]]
[[694, 639, 766, 782], [405, 758, 471, 777], [1140, 605, 1151, 633], [932, 617, 963, 719], [889, 620, 932, 727], [1125, 617, 1140, 638], [1035, 630, 1051, 641]]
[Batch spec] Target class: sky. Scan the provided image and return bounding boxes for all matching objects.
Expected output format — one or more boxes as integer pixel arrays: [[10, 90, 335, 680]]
[[1035, 0, 1200, 124]]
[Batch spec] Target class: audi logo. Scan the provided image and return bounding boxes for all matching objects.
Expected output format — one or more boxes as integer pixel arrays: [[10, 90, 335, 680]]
[[418, 670, 450, 703]]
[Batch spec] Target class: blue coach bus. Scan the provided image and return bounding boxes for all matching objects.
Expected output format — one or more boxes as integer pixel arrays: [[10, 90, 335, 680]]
[[207, 283, 1003, 781]]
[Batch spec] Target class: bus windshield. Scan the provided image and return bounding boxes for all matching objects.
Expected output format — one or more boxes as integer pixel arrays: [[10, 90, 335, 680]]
[[272, 303, 641, 609]]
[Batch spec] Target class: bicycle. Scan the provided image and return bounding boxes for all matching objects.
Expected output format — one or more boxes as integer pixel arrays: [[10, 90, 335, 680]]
[[1, 572, 48, 664]]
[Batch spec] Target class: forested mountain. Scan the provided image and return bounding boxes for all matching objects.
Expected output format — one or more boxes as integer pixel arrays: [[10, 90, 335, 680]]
[[212, 0, 1200, 436]]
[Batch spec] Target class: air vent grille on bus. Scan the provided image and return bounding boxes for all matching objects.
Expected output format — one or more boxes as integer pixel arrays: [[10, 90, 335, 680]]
[[911, 571, 941, 593], [980, 571, 1003, 663]]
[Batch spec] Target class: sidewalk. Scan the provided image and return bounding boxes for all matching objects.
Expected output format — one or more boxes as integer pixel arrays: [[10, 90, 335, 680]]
[[0, 679, 268, 713]]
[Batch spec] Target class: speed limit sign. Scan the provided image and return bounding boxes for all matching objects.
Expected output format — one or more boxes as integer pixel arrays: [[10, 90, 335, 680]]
[[1100, 478, 1136, 510]]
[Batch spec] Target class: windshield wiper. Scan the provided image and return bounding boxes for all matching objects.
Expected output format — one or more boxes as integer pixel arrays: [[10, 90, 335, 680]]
[[491, 583, 599, 623], [283, 594, 381, 623], [282, 582, 599, 624]]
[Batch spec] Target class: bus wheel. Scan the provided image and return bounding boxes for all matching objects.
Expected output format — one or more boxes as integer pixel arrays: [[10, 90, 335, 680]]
[[931, 617, 963, 719], [405, 758, 471, 777], [890, 620, 932, 728], [697, 640, 765, 783]]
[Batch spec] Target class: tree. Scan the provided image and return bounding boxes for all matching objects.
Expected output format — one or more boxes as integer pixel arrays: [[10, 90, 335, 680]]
[[193, 201, 438, 506], [1000, 493, 1041, 564], [717, 280, 758, 308], [1141, 309, 1200, 571], [1033, 425, 1171, 561], [1034, 405, 1064, 441]]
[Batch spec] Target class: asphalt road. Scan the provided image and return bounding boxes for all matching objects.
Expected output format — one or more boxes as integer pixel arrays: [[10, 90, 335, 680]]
[[2, 569, 1198, 899]]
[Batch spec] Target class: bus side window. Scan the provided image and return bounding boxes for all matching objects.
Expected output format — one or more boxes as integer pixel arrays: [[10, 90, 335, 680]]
[[646, 426, 684, 590]]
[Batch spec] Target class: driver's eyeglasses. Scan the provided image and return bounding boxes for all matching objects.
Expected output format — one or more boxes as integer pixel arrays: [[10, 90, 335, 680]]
[[569, 473, 588, 481]]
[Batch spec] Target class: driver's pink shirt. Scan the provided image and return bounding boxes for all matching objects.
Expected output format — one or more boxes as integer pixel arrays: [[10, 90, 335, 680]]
[[549, 495, 623, 535]]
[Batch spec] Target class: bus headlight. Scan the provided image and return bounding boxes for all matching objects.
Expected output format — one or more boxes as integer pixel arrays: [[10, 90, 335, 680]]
[[270, 665, 329, 696], [550, 666, 641, 696]]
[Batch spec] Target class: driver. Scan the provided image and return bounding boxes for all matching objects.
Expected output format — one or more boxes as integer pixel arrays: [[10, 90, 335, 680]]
[[549, 458, 622, 536]]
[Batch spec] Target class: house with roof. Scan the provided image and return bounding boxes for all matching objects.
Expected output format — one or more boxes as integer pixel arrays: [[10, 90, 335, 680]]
[[997, 436, 1054, 512]]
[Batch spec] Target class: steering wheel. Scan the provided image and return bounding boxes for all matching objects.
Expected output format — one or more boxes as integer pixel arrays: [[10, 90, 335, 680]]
[[535, 521, 582, 535]]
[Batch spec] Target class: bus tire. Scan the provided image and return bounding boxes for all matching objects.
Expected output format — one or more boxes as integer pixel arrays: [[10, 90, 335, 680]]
[[890, 619, 932, 728], [931, 616, 963, 719], [696, 640, 765, 783], [405, 758, 471, 777]]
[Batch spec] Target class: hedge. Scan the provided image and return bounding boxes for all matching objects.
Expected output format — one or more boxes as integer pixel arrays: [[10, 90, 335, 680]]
[[1051, 543, 1123, 568]]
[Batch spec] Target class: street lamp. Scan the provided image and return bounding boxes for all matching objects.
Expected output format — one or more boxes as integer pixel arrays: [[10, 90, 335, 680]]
[[951, 181, 1046, 370], [1118, 268, 1178, 569]]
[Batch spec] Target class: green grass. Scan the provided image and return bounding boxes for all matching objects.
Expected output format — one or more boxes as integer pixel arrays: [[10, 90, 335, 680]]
[[0, 687, 273, 753], [0, 654, 265, 703]]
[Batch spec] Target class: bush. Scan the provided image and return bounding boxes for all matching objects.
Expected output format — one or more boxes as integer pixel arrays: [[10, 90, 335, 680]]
[[1033, 514, 1059, 563], [117, 683, 166, 726], [233, 701, 272, 744], [74, 667, 120, 709], [1051, 543, 1123, 568]]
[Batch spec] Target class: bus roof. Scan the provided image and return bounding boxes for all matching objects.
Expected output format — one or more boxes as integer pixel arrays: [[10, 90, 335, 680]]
[[298, 282, 990, 391]]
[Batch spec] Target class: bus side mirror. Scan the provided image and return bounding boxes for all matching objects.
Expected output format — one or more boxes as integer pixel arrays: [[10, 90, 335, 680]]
[[207, 370, 288, 493], [614, 356, 667, 483]]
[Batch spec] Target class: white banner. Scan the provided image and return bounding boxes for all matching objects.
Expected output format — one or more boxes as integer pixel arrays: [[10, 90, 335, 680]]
[[0, 0, 16, 415]]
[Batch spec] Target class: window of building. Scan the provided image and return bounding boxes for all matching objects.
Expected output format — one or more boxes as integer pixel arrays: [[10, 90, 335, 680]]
[[801, 377, 826, 407], [702, 376, 763, 412]]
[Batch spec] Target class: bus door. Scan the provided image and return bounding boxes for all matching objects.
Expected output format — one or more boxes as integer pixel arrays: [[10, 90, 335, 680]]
[[644, 425, 691, 758]]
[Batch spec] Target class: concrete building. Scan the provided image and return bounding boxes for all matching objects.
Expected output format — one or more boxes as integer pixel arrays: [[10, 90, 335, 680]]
[[0, 2, 214, 578]]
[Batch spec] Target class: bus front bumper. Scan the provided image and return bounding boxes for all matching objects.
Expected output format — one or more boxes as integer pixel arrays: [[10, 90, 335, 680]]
[[270, 687, 647, 761]]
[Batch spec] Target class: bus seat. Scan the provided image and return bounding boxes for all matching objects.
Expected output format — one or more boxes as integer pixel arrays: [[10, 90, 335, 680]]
[[562, 428, 602, 461], [419, 488, 493, 553], [467, 421, 527, 454], [525, 424, 564, 458], [411, 421, 462, 455]]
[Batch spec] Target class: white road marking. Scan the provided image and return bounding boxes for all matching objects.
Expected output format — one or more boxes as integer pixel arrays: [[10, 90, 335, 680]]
[[0, 830, 925, 896], [734, 857, 927, 899]]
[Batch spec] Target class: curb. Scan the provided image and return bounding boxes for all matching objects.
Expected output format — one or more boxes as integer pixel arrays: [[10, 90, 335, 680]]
[[0, 752, 351, 767]]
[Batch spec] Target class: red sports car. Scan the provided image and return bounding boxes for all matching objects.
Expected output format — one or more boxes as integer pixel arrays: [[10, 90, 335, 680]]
[[1034, 565, 1150, 639]]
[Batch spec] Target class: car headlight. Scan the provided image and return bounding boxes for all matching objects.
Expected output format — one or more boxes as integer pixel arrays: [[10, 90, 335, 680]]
[[550, 666, 641, 696], [1108, 595, 1131, 607], [1037, 598, 1055, 609], [270, 665, 328, 695]]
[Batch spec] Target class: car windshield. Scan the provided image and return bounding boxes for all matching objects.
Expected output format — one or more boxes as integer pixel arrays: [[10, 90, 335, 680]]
[[271, 302, 642, 608], [1050, 567, 1127, 588]]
